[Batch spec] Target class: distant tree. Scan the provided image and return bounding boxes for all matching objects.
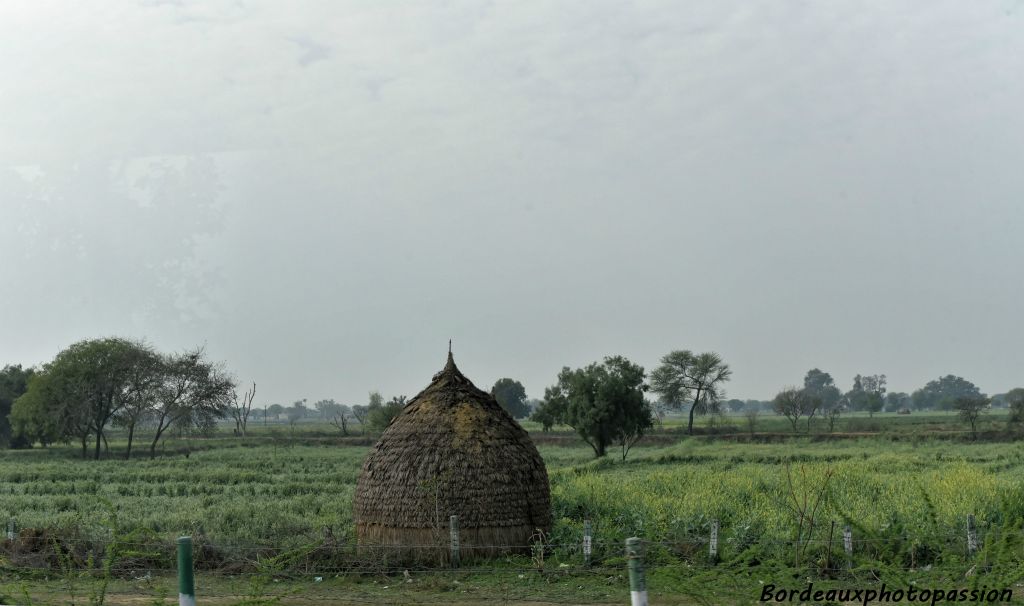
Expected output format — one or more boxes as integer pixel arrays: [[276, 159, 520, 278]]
[[1007, 388, 1024, 425], [845, 375, 866, 411], [312, 399, 348, 433], [147, 348, 235, 459], [0, 364, 35, 448], [725, 399, 746, 414], [491, 378, 530, 419], [230, 382, 256, 436], [825, 405, 842, 433], [861, 375, 886, 417], [267, 403, 284, 418], [9, 373, 64, 447], [803, 369, 842, 409], [954, 395, 989, 440], [773, 387, 821, 433], [12, 338, 159, 459], [532, 356, 650, 458], [530, 399, 563, 432], [287, 399, 308, 426], [885, 392, 910, 413], [744, 408, 759, 436], [112, 345, 164, 459], [314, 398, 340, 420], [368, 391, 384, 408], [333, 403, 358, 436], [367, 395, 405, 431], [351, 404, 369, 431], [912, 375, 982, 411], [650, 350, 731, 435]]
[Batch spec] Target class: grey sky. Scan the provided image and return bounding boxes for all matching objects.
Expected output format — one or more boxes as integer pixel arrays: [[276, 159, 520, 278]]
[[2, 1, 1023, 407]]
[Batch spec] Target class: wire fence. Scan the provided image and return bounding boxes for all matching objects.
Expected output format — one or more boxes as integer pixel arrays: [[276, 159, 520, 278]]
[[2, 523, 1022, 604]]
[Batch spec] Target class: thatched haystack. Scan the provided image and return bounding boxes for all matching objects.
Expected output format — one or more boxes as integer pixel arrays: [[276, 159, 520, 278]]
[[354, 353, 551, 564]]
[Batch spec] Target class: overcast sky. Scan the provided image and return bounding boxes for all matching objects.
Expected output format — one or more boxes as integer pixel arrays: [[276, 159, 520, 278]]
[[2, 1, 1023, 407]]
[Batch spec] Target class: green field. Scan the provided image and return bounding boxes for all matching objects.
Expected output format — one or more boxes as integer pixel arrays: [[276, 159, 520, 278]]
[[1, 416, 1023, 604]]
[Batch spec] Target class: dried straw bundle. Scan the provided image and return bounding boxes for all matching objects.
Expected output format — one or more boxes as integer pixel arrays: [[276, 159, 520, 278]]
[[354, 353, 551, 564]]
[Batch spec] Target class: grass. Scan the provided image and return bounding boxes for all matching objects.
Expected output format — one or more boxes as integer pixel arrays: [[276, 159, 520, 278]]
[[1, 414, 1023, 604]]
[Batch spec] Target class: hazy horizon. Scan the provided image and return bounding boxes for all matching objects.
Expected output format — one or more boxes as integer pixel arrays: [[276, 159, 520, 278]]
[[3, 2, 1023, 407]]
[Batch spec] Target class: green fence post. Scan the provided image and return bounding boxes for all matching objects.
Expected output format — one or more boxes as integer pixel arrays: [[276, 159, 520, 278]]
[[626, 537, 648, 606], [177, 536, 195, 606]]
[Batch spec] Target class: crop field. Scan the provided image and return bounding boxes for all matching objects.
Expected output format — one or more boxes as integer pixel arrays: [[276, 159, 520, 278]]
[[1, 423, 1023, 604]]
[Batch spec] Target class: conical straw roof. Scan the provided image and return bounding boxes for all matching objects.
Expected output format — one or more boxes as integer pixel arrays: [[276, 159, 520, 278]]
[[354, 352, 551, 562]]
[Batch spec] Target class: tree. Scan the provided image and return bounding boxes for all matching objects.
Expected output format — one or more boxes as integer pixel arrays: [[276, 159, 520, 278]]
[[267, 403, 284, 419], [287, 399, 308, 426], [12, 338, 158, 459], [491, 378, 530, 419], [803, 369, 841, 409], [329, 403, 352, 435], [351, 405, 369, 431], [0, 364, 35, 448], [314, 399, 351, 435], [9, 373, 65, 448], [367, 395, 405, 432], [861, 375, 886, 417], [112, 344, 164, 460], [1007, 388, 1024, 425], [885, 392, 910, 413], [725, 399, 746, 414], [230, 382, 256, 437], [912, 375, 982, 411], [954, 395, 989, 440], [744, 408, 759, 436], [531, 356, 650, 458], [773, 387, 821, 433], [649, 350, 731, 435], [825, 405, 842, 433], [148, 348, 235, 459]]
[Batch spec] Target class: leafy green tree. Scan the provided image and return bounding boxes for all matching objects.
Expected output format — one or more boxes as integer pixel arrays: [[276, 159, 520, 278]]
[[0, 364, 35, 447], [912, 375, 982, 410], [9, 373, 64, 447], [532, 356, 650, 458], [954, 395, 989, 440], [885, 392, 910, 413], [12, 338, 158, 459], [773, 387, 821, 433], [147, 348, 235, 459], [491, 378, 530, 419], [725, 399, 746, 413], [650, 351, 731, 435], [112, 345, 164, 459], [1007, 388, 1024, 424], [803, 369, 841, 408], [367, 394, 405, 431]]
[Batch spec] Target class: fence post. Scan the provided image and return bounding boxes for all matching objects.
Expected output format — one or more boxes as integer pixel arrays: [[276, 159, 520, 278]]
[[583, 519, 592, 567], [842, 525, 853, 570], [449, 514, 460, 568], [709, 519, 719, 563], [967, 514, 978, 556], [625, 537, 648, 606], [177, 536, 195, 606], [826, 520, 835, 572], [6, 518, 16, 541]]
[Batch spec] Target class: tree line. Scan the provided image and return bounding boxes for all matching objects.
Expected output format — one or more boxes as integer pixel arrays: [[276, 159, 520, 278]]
[[4, 338, 1022, 459], [3, 338, 235, 459]]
